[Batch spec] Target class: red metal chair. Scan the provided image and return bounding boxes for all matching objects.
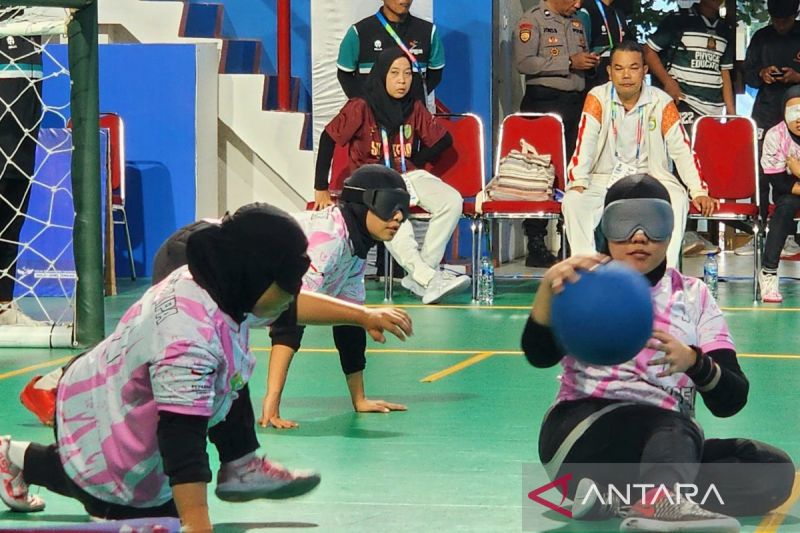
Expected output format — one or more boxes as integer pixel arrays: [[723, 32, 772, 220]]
[[478, 113, 566, 281], [100, 112, 136, 281], [689, 115, 759, 301]]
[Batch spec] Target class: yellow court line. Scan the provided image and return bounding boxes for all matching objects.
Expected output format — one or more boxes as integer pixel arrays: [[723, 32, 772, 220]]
[[365, 303, 800, 312], [253, 347, 800, 361], [0, 355, 73, 381], [420, 351, 496, 383], [755, 472, 800, 532]]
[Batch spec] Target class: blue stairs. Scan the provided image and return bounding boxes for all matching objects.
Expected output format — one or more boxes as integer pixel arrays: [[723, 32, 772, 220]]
[[176, 1, 312, 149]]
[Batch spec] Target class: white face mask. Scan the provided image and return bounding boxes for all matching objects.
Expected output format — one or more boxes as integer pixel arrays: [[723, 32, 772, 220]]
[[785, 104, 800, 124]]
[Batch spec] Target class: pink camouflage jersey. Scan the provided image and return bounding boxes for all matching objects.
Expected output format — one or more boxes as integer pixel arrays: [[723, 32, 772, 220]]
[[292, 206, 366, 304], [56, 266, 257, 507], [761, 121, 800, 175], [556, 268, 735, 417]]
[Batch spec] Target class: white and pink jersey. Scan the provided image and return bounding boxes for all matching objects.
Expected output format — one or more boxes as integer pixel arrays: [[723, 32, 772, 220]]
[[56, 266, 255, 508], [292, 207, 366, 304], [556, 268, 734, 416], [761, 121, 800, 175]]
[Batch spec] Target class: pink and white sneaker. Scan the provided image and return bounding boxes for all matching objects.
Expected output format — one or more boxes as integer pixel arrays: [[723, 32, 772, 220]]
[[0, 436, 45, 512], [215, 454, 320, 502]]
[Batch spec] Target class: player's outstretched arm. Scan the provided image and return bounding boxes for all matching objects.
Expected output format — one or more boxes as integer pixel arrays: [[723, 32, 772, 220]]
[[296, 292, 413, 342]]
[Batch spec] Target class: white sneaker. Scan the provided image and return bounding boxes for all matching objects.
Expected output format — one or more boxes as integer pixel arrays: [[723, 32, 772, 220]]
[[734, 238, 755, 256], [400, 276, 425, 298], [781, 236, 800, 258], [421, 271, 471, 305], [0, 302, 46, 326], [759, 270, 783, 303], [215, 454, 320, 502], [0, 436, 45, 512], [682, 232, 720, 257]]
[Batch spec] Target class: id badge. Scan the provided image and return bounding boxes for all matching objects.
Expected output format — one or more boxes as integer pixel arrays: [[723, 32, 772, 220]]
[[402, 175, 420, 207], [608, 161, 638, 190]]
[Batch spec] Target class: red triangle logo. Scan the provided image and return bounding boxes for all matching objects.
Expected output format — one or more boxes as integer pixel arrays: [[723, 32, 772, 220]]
[[527, 473, 573, 518]]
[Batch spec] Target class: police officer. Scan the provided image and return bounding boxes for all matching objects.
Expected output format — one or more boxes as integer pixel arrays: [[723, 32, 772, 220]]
[[514, 0, 599, 267]]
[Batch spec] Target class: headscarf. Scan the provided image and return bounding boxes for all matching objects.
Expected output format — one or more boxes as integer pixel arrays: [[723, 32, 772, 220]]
[[362, 47, 416, 133], [596, 174, 671, 285], [186, 203, 310, 323], [782, 85, 800, 145], [340, 164, 408, 259]]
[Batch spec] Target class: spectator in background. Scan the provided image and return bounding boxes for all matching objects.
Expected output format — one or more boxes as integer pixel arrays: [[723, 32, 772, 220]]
[[336, 0, 446, 279], [576, 0, 631, 92], [741, 0, 800, 257], [336, 0, 444, 102], [514, 0, 600, 267], [563, 41, 718, 267], [644, 0, 734, 258], [316, 48, 470, 305]]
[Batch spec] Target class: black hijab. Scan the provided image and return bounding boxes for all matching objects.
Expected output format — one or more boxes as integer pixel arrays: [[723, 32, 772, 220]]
[[596, 174, 670, 286], [362, 47, 416, 133], [783, 85, 800, 145], [340, 164, 408, 259], [185, 203, 310, 323]]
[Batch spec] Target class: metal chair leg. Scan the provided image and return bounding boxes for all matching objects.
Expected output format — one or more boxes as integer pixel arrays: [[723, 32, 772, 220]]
[[383, 246, 393, 301]]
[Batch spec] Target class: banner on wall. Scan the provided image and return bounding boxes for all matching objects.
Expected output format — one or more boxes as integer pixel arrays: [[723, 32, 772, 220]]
[[310, 0, 433, 152]]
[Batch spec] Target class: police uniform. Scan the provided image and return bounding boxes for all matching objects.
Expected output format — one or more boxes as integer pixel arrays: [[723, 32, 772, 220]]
[[337, 9, 445, 101], [0, 10, 42, 303], [514, 4, 588, 267], [515, 4, 588, 156]]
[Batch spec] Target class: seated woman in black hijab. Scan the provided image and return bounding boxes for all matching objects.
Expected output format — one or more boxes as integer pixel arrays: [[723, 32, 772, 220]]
[[314, 47, 470, 305]]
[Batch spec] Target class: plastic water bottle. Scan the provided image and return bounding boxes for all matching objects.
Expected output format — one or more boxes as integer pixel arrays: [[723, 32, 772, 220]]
[[478, 256, 494, 305], [703, 252, 718, 299]]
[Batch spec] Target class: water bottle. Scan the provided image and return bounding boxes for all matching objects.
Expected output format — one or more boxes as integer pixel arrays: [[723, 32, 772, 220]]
[[478, 256, 494, 305], [703, 252, 718, 299]]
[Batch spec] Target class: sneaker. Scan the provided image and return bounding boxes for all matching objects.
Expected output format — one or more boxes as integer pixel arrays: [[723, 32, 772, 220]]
[[0, 436, 45, 512], [19, 376, 56, 427], [734, 238, 754, 256], [400, 276, 426, 298], [620, 490, 740, 532], [572, 477, 629, 520], [759, 270, 783, 303], [421, 271, 471, 305], [215, 454, 320, 502], [0, 302, 46, 326], [781, 236, 800, 258], [683, 232, 720, 257]]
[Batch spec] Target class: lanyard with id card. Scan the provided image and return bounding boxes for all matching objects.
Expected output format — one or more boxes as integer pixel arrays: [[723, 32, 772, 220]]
[[608, 88, 645, 190], [381, 126, 419, 206]]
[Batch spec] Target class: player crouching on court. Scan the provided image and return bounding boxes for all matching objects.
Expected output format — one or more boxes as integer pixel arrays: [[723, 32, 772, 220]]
[[0, 201, 413, 530], [522, 174, 793, 532]]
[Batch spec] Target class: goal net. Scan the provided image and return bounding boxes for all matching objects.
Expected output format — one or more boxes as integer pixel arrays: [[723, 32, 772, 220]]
[[0, 5, 102, 347]]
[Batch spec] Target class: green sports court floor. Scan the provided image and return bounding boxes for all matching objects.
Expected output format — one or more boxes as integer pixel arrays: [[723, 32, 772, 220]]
[[1, 270, 800, 532]]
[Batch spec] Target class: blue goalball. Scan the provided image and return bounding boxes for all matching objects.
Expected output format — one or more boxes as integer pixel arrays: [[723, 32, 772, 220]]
[[550, 261, 654, 366]]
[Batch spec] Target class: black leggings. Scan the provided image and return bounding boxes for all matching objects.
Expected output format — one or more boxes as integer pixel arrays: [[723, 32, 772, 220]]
[[23, 385, 260, 519], [539, 398, 794, 516], [270, 323, 367, 375], [762, 190, 800, 271]]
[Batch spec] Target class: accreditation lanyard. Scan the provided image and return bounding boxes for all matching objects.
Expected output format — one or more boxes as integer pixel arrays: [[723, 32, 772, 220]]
[[593, 0, 623, 49], [375, 11, 424, 76], [610, 89, 644, 163], [381, 126, 407, 174]]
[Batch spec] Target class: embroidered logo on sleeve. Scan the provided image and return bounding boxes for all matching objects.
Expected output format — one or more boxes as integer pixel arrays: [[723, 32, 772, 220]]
[[519, 22, 533, 43]]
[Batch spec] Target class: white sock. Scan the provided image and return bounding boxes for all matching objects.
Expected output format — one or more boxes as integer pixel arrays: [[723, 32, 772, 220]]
[[7, 440, 30, 470], [34, 368, 63, 390]]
